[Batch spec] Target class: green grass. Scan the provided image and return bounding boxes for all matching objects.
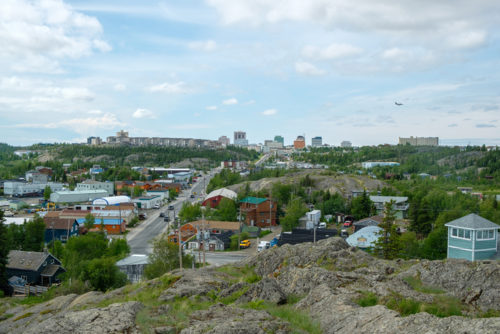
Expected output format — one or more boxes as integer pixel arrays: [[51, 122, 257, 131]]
[[216, 264, 261, 284], [385, 296, 421, 316], [13, 312, 33, 322], [421, 295, 462, 318], [403, 276, 445, 294], [219, 286, 249, 305], [259, 230, 272, 238], [355, 291, 378, 307], [242, 300, 322, 334]]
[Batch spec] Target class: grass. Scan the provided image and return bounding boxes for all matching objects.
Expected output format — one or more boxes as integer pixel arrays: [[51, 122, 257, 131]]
[[13, 312, 33, 322], [242, 300, 322, 334], [219, 286, 249, 305], [355, 291, 378, 307], [259, 230, 272, 238], [403, 276, 445, 294], [215, 264, 261, 284]]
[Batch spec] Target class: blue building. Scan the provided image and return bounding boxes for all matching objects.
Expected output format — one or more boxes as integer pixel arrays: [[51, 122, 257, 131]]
[[44, 218, 80, 243], [7, 250, 65, 286], [445, 214, 499, 261]]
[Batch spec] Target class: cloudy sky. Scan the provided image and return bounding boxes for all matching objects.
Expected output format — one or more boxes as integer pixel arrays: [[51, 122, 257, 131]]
[[1, 0, 499, 146]]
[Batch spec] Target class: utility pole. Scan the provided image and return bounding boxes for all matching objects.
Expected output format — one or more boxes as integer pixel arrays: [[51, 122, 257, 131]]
[[202, 209, 206, 267], [238, 207, 242, 250], [178, 218, 183, 271]]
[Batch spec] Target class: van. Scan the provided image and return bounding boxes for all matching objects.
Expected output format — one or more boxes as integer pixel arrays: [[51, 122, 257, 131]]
[[257, 241, 270, 252], [318, 222, 326, 229]]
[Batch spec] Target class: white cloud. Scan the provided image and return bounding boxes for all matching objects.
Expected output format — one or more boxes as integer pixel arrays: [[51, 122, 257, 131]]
[[206, 105, 217, 110], [13, 112, 125, 134], [133, 108, 156, 119], [0, 0, 110, 72], [382, 47, 410, 60], [295, 61, 325, 76], [113, 83, 126, 91], [446, 30, 486, 49], [148, 81, 189, 94], [188, 40, 217, 52], [262, 108, 278, 116], [222, 98, 238, 105], [88, 109, 103, 115], [302, 43, 362, 60]]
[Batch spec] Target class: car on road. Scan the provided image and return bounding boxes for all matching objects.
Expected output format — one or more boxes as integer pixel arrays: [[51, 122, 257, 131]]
[[153, 204, 160, 209], [257, 241, 270, 252], [239, 239, 251, 249], [168, 205, 174, 210], [190, 194, 195, 198], [159, 212, 165, 217], [164, 216, 170, 222]]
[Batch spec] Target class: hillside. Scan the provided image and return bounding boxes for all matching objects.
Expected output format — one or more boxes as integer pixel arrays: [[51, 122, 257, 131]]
[[227, 170, 388, 197], [1, 238, 499, 333]]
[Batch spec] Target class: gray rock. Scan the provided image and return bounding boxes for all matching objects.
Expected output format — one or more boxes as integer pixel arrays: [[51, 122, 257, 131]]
[[180, 303, 292, 334], [155, 326, 176, 334], [236, 278, 287, 304]]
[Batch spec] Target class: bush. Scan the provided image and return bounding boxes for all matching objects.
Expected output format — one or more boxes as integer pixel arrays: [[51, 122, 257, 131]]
[[421, 295, 462, 318], [128, 217, 139, 228], [355, 291, 378, 307], [80, 257, 128, 292], [259, 230, 272, 238], [229, 232, 250, 250], [385, 296, 421, 316]]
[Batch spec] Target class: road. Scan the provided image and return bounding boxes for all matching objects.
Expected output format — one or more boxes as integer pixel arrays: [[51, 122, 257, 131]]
[[127, 172, 212, 255]]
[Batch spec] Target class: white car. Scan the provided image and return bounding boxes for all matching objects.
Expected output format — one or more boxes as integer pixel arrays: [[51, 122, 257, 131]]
[[153, 204, 160, 209], [3, 210, 14, 217]]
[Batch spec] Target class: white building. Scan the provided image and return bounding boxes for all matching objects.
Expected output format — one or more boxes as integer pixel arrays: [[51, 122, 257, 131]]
[[132, 195, 162, 209], [361, 161, 400, 169], [311, 137, 322, 147], [4, 182, 64, 196], [77, 180, 114, 196], [50, 189, 108, 203], [92, 196, 132, 206], [341, 141, 352, 148]]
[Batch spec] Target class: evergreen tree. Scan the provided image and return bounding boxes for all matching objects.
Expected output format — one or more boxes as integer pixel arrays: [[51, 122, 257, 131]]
[[43, 185, 52, 201], [23, 215, 45, 252], [84, 213, 95, 230], [351, 191, 374, 220], [0, 210, 11, 296], [374, 200, 401, 259]]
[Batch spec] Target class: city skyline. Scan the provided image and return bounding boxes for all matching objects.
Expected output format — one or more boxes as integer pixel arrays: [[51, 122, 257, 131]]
[[1, 1, 499, 146]]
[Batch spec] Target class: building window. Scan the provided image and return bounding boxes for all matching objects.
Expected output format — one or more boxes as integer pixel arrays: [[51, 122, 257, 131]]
[[477, 230, 495, 240], [451, 228, 471, 240]]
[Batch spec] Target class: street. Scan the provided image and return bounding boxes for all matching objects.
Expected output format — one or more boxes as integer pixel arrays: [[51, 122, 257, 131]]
[[127, 172, 212, 254]]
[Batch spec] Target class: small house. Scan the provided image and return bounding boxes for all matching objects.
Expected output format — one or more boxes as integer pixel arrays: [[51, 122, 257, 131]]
[[445, 214, 499, 261], [346, 226, 382, 249], [76, 218, 126, 234], [369, 196, 409, 219], [240, 196, 277, 227], [353, 215, 383, 232], [6, 250, 65, 286], [44, 217, 80, 243], [116, 254, 148, 283]]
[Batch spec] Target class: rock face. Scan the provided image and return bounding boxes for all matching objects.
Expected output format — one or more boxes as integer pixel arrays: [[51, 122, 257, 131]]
[[1, 237, 500, 333]]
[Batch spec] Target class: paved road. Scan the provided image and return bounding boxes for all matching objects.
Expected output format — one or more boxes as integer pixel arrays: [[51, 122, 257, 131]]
[[127, 172, 212, 254]]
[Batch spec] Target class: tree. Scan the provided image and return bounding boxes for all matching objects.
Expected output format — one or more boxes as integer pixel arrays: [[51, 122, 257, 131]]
[[80, 257, 127, 292], [350, 191, 375, 220], [373, 201, 401, 260], [43, 185, 52, 201], [133, 185, 144, 197], [168, 188, 178, 201], [23, 215, 45, 252], [84, 213, 95, 230], [106, 238, 130, 259], [144, 238, 192, 279], [178, 202, 201, 222], [281, 198, 308, 231], [216, 198, 237, 221], [64, 233, 108, 278], [0, 210, 11, 296]]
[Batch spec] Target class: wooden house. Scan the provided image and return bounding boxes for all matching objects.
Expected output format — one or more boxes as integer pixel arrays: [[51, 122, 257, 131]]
[[6, 250, 65, 286]]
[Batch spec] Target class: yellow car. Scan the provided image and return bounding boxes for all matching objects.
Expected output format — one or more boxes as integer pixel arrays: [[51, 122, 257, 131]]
[[239, 240, 251, 249]]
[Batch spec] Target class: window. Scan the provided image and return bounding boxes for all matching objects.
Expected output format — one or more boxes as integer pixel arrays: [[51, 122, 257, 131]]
[[477, 229, 495, 240], [451, 228, 471, 240]]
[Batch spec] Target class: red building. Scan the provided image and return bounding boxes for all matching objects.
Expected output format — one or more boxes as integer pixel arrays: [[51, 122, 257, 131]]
[[293, 136, 306, 149], [240, 197, 277, 227], [202, 188, 237, 208]]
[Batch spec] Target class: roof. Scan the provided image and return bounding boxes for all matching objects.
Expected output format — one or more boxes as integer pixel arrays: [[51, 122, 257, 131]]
[[92, 196, 131, 205], [189, 220, 240, 231], [3, 217, 33, 225], [44, 211, 61, 218], [205, 188, 237, 201], [44, 217, 78, 229], [444, 214, 500, 230], [240, 196, 267, 205], [116, 254, 149, 266], [369, 196, 408, 204], [7, 250, 49, 271], [346, 226, 383, 248], [354, 215, 383, 227], [76, 218, 124, 225], [53, 190, 107, 195], [41, 264, 62, 276]]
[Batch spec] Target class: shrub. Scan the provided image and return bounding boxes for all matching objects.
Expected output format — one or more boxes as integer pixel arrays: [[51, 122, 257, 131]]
[[355, 291, 378, 307], [422, 295, 462, 318], [385, 296, 421, 316], [403, 276, 444, 294]]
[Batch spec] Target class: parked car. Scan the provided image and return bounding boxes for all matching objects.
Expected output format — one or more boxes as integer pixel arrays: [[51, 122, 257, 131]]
[[168, 205, 174, 210], [138, 213, 147, 220], [239, 239, 251, 249], [340, 229, 349, 238], [153, 204, 160, 209], [159, 212, 165, 217], [164, 216, 170, 222], [343, 221, 353, 227], [190, 194, 195, 199], [318, 222, 327, 229], [257, 241, 270, 252], [3, 210, 14, 217]]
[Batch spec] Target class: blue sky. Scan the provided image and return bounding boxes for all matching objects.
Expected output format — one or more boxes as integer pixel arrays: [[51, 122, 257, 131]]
[[1, 0, 500, 146]]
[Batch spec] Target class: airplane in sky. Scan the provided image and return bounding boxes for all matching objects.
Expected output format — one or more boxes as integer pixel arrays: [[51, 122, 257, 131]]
[[395, 102, 403, 106]]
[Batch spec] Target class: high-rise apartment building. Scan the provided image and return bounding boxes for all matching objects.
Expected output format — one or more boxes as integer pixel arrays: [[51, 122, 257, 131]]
[[399, 136, 439, 146], [234, 131, 248, 146], [311, 136, 322, 147], [341, 141, 352, 148], [218, 136, 230, 147], [274, 135, 284, 145]]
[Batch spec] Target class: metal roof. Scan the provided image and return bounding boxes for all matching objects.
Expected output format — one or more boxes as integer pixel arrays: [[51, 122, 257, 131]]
[[205, 188, 237, 201], [444, 214, 500, 230], [240, 196, 267, 205], [116, 254, 149, 266], [7, 250, 49, 271], [346, 226, 382, 248], [76, 218, 123, 225], [369, 196, 408, 204]]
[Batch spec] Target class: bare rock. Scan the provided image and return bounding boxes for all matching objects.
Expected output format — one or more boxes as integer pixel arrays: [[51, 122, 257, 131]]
[[68, 291, 106, 309], [236, 278, 287, 304]]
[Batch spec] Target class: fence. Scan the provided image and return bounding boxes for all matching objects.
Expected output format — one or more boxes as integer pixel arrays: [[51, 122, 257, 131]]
[[12, 285, 49, 296]]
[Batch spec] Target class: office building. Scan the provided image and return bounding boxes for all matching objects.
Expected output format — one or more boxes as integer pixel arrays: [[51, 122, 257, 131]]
[[218, 136, 230, 147], [341, 141, 352, 148], [274, 135, 284, 145], [234, 131, 248, 146], [293, 136, 306, 149], [311, 136, 322, 147]]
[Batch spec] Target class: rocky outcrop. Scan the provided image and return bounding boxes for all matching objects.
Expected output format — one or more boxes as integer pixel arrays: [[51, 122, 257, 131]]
[[236, 278, 287, 304], [179, 303, 292, 334]]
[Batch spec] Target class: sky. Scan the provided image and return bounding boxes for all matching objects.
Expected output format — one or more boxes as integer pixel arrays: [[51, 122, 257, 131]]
[[1, 0, 500, 147]]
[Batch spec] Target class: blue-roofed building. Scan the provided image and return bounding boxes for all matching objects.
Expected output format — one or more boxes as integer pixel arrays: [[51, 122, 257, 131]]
[[346, 226, 383, 249], [445, 214, 499, 261]]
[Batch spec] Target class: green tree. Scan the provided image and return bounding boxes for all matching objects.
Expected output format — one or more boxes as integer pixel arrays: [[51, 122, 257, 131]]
[[281, 198, 308, 231], [106, 238, 130, 259], [0, 210, 11, 296], [64, 233, 108, 278], [43, 185, 52, 201], [133, 185, 144, 197], [168, 188, 178, 201], [216, 198, 237, 221], [350, 191, 375, 220], [48, 239, 64, 260], [178, 202, 202, 222], [144, 238, 192, 279], [80, 257, 127, 292], [373, 201, 401, 260], [83, 213, 95, 230], [23, 215, 45, 251]]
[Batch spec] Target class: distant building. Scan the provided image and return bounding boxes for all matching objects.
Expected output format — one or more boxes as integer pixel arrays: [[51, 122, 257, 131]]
[[87, 136, 102, 145], [264, 140, 283, 150], [293, 136, 306, 149], [234, 131, 248, 147], [218, 136, 230, 147], [203, 188, 237, 208], [341, 141, 352, 148], [25, 170, 49, 183], [4, 182, 63, 197], [274, 135, 284, 145], [370, 196, 409, 219], [445, 214, 499, 261], [106, 130, 219, 148], [362, 161, 400, 169], [399, 136, 439, 146], [50, 189, 108, 203], [240, 197, 277, 227], [311, 136, 322, 147], [76, 180, 114, 196], [116, 254, 148, 283], [6, 250, 65, 286]]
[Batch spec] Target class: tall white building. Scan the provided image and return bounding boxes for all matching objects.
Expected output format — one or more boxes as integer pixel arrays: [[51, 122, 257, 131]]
[[234, 131, 248, 146], [341, 141, 352, 148]]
